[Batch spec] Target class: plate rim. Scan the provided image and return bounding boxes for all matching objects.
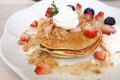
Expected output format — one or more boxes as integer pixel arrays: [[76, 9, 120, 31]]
[[0, 0, 120, 80]]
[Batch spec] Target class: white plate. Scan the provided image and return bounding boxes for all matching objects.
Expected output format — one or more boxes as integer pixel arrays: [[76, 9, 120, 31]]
[[1, 0, 120, 80]]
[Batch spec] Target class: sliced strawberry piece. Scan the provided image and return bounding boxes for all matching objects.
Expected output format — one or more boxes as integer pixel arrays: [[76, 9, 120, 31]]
[[44, 24, 54, 39], [95, 11, 104, 21], [30, 20, 38, 27], [34, 65, 51, 75], [94, 51, 106, 61], [20, 32, 30, 42], [83, 25, 98, 38], [101, 25, 116, 35], [45, 7, 54, 17], [68, 26, 81, 33], [76, 3, 82, 13], [84, 12, 93, 20]]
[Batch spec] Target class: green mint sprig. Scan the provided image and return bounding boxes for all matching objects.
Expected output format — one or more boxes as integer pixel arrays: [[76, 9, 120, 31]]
[[49, 1, 59, 16]]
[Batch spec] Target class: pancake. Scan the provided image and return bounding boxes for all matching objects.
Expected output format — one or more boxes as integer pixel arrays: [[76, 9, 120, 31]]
[[39, 37, 102, 58], [37, 16, 102, 50]]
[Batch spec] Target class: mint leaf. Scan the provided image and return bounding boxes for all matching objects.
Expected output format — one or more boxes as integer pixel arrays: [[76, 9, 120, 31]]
[[50, 1, 59, 16]]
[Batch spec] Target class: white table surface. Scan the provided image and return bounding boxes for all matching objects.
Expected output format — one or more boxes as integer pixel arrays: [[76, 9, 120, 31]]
[[0, 0, 120, 80]]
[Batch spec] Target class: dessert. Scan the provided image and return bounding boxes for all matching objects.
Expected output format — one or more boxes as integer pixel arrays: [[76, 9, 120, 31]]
[[36, 2, 103, 58], [18, 1, 117, 75]]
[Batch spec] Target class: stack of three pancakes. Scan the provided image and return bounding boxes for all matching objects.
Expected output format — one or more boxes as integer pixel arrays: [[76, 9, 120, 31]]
[[36, 16, 102, 58]]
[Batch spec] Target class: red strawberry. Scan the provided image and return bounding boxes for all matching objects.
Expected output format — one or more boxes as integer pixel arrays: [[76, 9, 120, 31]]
[[83, 25, 98, 38], [45, 7, 54, 17], [84, 12, 93, 20], [76, 3, 82, 12], [30, 20, 38, 27], [20, 32, 30, 42], [95, 11, 104, 21], [94, 51, 106, 61], [34, 65, 51, 75], [101, 25, 116, 35]]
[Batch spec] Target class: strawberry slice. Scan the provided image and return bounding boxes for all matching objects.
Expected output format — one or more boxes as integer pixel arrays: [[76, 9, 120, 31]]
[[45, 1, 58, 17], [45, 7, 54, 17], [34, 65, 51, 75], [83, 25, 98, 38], [76, 3, 82, 13], [84, 12, 93, 20], [44, 24, 54, 39], [101, 24, 116, 35], [95, 11, 104, 21], [20, 32, 30, 42], [30, 20, 38, 27], [68, 26, 81, 33], [94, 51, 106, 61]]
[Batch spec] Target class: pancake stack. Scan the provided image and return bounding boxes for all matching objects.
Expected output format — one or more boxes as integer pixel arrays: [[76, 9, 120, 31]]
[[36, 15, 102, 58]]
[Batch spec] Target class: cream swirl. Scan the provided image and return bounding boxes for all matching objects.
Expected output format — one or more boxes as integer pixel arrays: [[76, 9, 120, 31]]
[[53, 7, 79, 30], [102, 27, 120, 53]]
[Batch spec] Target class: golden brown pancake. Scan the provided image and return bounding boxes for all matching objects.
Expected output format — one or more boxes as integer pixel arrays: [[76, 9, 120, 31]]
[[37, 16, 102, 50], [39, 37, 102, 58]]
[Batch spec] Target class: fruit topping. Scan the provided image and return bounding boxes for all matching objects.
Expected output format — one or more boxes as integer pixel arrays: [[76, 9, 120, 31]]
[[83, 25, 98, 38], [84, 7, 95, 15], [94, 51, 106, 61], [45, 7, 54, 17], [30, 20, 38, 27], [34, 65, 51, 75], [84, 12, 93, 20], [95, 11, 104, 21], [101, 24, 116, 35], [67, 5, 75, 11], [104, 17, 116, 25], [44, 23, 54, 39], [76, 3, 82, 13], [20, 32, 30, 42], [68, 26, 81, 33], [45, 1, 58, 17]]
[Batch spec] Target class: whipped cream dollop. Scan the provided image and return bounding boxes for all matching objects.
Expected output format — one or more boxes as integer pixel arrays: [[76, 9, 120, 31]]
[[53, 7, 79, 30], [102, 27, 120, 53]]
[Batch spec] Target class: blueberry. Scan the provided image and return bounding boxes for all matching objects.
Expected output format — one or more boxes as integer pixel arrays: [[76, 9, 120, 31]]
[[67, 5, 75, 11], [84, 8, 95, 15], [104, 17, 116, 25]]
